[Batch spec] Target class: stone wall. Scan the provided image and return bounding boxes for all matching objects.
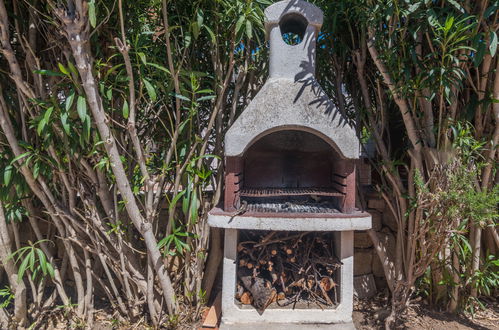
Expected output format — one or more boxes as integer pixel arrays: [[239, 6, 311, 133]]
[[353, 188, 396, 299]]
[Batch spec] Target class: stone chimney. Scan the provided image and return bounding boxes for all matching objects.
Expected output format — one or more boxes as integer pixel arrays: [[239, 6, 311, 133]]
[[224, 0, 359, 160], [265, 0, 323, 79]]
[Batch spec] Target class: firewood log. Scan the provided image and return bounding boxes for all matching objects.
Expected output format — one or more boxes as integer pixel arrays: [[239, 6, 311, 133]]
[[238, 267, 274, 311], [240, 292, 253, 305]]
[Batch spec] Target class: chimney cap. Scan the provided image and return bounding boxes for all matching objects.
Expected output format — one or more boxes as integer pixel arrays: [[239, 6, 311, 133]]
[[264, 0, 323, 35]]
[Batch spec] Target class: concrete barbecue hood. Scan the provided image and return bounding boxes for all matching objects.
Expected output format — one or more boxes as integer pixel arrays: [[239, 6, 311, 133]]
[[224, 0, 360, 159]]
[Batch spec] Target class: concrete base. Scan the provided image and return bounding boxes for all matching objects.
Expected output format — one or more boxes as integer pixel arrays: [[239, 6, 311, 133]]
[[221, 229, 355, 326], [220, 322, 356, 330]]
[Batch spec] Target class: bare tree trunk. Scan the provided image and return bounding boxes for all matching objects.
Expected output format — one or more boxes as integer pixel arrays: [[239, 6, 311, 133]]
[[56, 5, 177, 315], [0, 201, 27, 327]]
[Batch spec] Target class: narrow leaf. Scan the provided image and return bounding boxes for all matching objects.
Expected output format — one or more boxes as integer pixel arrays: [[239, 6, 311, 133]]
[[17, 255, 30, 282], [37, 118, 46, 135], [77, 96, 87, 121], [3, 165, 13, 186], [142, 79, 157, 102], [173, 93, 190, 102], [88, 0, 97, 28], [33, 70, 65, 77], [490, 31, 497, 57], [235, 16, 245, 35], [122, 100, 129, 119], [245, 19, 253, 39], [60, 112, 70, 135], [58, 63, 69, 75], [66, 90, 75, 111], [44, 106, 53, 124]]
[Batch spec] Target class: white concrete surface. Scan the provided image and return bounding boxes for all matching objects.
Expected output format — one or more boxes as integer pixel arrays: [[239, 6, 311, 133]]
[[225, 0, 359, 159], [221, 229, 356, 326], [220, 322, 355, 330], [264, 0, 323, 29], [208, 211, 372, 231], [224, 79, 360, 159]]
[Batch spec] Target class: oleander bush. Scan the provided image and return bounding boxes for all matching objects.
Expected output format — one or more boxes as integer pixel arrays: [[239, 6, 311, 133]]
[[0, 0, 497, 328]]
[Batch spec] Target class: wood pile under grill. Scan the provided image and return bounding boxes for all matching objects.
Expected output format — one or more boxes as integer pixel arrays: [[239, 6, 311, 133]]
[[236, 231, 341, 311]]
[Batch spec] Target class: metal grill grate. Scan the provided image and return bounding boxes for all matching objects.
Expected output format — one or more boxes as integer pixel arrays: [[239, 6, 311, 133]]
[[240, 187, 344, 197], [246, 201, 340, 213]]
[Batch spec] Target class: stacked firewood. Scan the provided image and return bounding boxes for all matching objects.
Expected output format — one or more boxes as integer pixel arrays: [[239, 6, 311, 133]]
[[236, 231, 341, 311]]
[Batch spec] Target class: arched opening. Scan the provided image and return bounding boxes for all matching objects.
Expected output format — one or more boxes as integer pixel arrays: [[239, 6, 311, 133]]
[[243, 130, 336, 188], [279, 13, 308, 45], [237, 130, 349, 213]]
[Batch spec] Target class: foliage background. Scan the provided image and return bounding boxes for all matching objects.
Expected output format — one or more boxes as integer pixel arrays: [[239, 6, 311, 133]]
[[0, 0, 497, 328]]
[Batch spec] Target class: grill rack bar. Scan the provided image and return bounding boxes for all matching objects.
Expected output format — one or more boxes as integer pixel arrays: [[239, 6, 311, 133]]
[[240, 187, 345, 197], [246, 202, 340, 214]]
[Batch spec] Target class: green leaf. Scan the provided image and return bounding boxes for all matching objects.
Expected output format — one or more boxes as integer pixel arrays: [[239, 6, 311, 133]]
[[122, 100, 129, 119], [204, 25, 216, 43], [407, 2, 421, 14], [11, 152, 31, 165], [33, 162, 40, 179], [245, 19, 253, 39], [33, 70, 65, 77], [46, 263, 55, 278], [36, 249, 47, 275], [197, 95, 216, 101], [106, 88, 112, 101], [44, 106, 53, 124], [173, 93, 190, 102], [138, 52, 147, 65], [66, 90, 75, 111], [447, 0, 465, 13], [444, 16, 454, 32], [77, 96, 87, 121], [83, 115, 91, 142], [190, 190, 199, 223], [142, 78, 157, 102], [68, 61, 78, 75], [3, 165, 13, 186], [17, 254, 30, 282], [58, 63, 69, 75], [484, 4, 499, 19], [235, 15, 245, 35], [37, 118, 46, 135], [88, 0, 97, 28], [490, 31, 497, 57], [168, 190, 186, 218], [474, 41, 486, 67], [146, 62, 170, 73], [197, 9, 204, 28], [60, 112, 70, 135], [192, 21, 200, 39]]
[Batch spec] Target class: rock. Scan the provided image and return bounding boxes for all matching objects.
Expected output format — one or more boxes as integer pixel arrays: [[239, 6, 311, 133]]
[[372, 250, 385, 278], [374, 276, 388, 291], [370, 210, 382, 231], [354, 231, 373, 248], [367, 198, 385, 211], [380, 227, 396, 257], [382, 208, 398, 232], [354, 249, 372, 276], [353, 274, 377, 299], [374, 308, 391, 321], [371, 229, 397, 280]]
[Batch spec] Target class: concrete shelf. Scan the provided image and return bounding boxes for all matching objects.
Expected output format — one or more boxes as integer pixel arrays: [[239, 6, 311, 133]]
[[208, 207, 372, 231]]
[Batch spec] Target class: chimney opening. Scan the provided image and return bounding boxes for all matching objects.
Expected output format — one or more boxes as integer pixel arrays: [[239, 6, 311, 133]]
[[279, 13, 308, 46]]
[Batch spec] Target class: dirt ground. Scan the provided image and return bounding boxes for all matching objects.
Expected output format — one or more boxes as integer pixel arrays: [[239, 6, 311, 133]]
[[41, 294, 499, 329], [353, 295, 499, 330]]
